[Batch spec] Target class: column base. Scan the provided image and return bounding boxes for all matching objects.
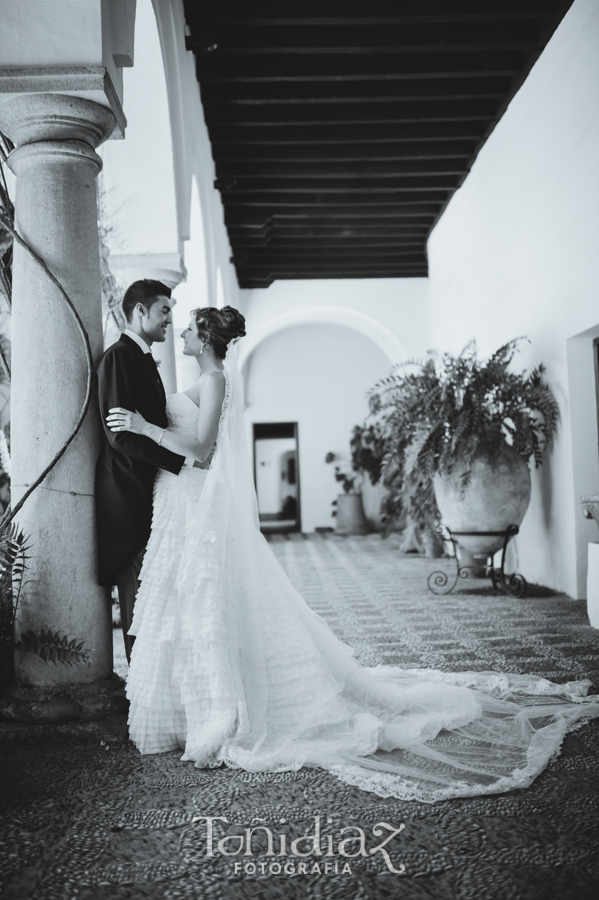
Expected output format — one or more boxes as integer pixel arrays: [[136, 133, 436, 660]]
[[0, 673, 128, 725]]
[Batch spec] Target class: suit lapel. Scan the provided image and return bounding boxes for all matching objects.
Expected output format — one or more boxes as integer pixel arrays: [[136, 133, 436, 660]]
[[120, 334, 166, 405]]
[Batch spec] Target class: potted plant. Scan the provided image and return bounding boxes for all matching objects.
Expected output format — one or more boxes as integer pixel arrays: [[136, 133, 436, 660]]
[[361, 401, 444, 557], [368, 338, 559, 563], [325, 449, 368, 535]]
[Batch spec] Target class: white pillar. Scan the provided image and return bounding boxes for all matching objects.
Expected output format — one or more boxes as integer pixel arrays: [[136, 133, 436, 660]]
[[109, 252, 187, 395], [587, 543, 599, 629], [0, 93, 115, 692]]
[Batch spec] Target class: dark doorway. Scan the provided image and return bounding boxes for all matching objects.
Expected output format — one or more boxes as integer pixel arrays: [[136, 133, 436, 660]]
[[253, 422, 301, 533]]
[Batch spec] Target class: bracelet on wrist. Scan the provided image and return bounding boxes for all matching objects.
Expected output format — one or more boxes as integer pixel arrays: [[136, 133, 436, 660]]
[[158, 428, 166, 447]]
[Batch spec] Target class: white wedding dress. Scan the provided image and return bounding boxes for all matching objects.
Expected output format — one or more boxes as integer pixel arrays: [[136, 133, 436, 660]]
[[126, 349, 599, 803]]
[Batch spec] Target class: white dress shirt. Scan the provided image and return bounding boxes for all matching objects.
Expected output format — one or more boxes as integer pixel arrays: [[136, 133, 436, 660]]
[[123, 328, 152, 355]]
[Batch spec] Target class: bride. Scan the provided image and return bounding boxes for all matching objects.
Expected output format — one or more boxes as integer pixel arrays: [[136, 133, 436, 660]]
[[107, 306, 599, 804]]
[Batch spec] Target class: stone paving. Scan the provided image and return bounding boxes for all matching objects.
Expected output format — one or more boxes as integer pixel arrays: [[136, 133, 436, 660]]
[[2, 533, 599, 900]]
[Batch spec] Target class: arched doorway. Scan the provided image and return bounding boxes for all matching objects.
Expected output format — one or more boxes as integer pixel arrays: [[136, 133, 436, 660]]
[[244, 322, 393, 533]]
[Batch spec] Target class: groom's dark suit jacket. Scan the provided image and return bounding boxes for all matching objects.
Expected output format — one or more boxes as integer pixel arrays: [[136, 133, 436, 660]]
[[95, 333, 185, 586]]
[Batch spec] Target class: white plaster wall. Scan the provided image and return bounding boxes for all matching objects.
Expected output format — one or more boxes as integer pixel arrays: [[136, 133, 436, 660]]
[[244, 323, 392, 533], [99, 0, 178, 258], [240, 278, 431, 363], [150, 0, 240, 311], [99, 0, 239, 342], [0, 0, 132, 105], [97, 0, 234, 396], [172, 177, 210, 390], [427, 0, 599, 597], [0, 0, 103, 67]]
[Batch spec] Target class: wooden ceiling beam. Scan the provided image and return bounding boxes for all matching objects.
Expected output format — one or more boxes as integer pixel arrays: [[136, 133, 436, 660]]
[[188, 22, 542, 53], [238, 266, 428, 279], [208, 121, 487, 143], [195, 51, 526, 81], [196, 5, 556, 26], [239, 275, 428, 286], [181, 0, 573, 284], [230, 231, 430, 242], [229, 227, 426, 243], [203, 98, 497, 125], [238, 265, 427, 274], [220, 176, 458, 191], [200, 76, 510, 104], [232, 244, 427, 254], [225, 211, 437, 226], [223, 193, 446, 206], [229, 221, 431, 229], [215, 159, 467, 177], [213, 140, 475, 160], [233, 256, 428, 268]]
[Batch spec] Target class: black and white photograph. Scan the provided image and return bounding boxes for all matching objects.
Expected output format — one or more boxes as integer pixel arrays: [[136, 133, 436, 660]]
[[1, 2, 599, 898]]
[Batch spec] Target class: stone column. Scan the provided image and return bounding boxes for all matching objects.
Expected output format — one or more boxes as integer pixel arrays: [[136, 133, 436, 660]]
[[108, 252, 187, 395], [0, 93, 124, 718]]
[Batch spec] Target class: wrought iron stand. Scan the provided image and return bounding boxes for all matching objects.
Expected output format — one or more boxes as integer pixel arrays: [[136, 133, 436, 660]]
[[427, 524, 527, 598]]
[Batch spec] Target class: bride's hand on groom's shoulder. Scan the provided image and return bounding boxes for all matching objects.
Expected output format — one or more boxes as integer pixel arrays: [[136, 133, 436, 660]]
[[107, 407, 149, 436]]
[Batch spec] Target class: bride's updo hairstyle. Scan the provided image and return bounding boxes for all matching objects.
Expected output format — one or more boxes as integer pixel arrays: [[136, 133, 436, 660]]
[[192, 306, 246, 359]]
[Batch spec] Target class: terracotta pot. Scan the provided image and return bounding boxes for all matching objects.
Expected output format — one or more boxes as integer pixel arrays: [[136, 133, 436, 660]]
[[434, 444, 531, 558], [335, 493, 369, 535]]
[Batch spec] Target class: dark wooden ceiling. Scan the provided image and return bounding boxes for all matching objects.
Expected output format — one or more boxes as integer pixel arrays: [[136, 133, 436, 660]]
[[183, 1, 574, 288]]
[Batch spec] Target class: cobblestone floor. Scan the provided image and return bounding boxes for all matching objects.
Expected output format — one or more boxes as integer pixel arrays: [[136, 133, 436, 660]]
[[2, 533, 599, 900]]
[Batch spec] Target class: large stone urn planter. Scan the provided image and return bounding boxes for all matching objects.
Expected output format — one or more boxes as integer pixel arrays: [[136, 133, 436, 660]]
[[434, 444, 531, 559], [334, 493, 369, 535]]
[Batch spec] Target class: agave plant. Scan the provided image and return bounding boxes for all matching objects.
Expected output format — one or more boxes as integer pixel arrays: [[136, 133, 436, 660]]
[[367, 338, 560, 538], [0, 469, 92, 688], [0, 520, 92, 689]]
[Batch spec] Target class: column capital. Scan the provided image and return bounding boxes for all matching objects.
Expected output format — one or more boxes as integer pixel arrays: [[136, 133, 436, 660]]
[[7, 139, 104, 181], [108, 252, 187, 290], [0, 66, 126, 139], [0, 91, 116, 150]]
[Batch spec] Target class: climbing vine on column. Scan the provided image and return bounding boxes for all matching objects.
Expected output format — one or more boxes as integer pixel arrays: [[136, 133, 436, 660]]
[[0, 131, 95, 678]]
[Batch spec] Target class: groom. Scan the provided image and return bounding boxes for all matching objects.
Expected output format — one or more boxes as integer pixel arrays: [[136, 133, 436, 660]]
[[95, 279, 186, 662]]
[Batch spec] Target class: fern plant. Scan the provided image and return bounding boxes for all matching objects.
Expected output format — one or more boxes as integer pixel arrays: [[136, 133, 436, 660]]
[[14, 628, 91, 666], [0, 520, 29, 689], [368, 338, 560, 534]]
